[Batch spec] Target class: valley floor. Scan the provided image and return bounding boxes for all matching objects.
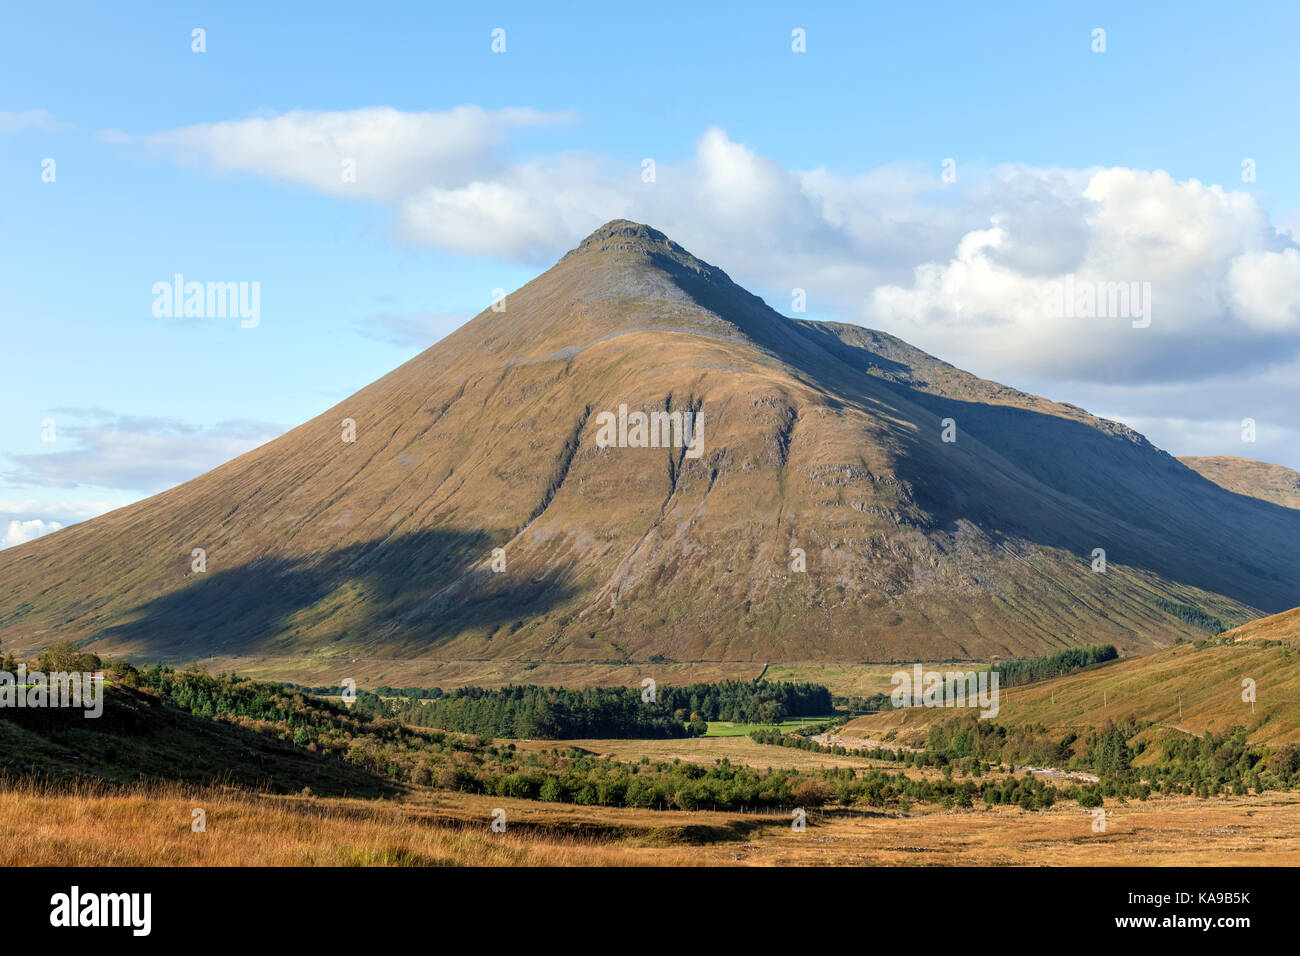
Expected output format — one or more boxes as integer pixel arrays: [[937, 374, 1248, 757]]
[[7, 780, 1299, 866]]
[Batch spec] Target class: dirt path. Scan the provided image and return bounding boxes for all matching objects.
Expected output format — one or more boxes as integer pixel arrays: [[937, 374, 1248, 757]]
[[1015, 765, 1100, 783]]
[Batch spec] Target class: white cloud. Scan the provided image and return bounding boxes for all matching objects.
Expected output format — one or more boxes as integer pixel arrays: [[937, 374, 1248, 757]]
[[865, 168, 1300, 385], [1228, 247, 1300, 332], [134, 105, 573, 202], [2, 519, 62, 549], [4, 411, 286, 494], [398, 152, 630, 260], [385, 134, 1300, 392], [0, 499, 134, 549]]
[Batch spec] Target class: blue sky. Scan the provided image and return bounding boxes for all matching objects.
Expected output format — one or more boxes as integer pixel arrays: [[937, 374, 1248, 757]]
[[4, 1, 1300, 546]]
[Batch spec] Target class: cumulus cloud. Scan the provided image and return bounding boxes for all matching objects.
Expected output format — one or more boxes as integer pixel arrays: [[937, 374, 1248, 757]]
[[1227, 248, 1300, 332], [2, 519, 63, 549], [0, 498, 133, 549], [865, 169, 1300, 384], [4, 410, 286, 494], [382, 131, 1300, 390]]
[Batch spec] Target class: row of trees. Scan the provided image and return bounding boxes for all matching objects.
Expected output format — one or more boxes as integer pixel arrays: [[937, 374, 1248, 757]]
[[989, 644, 1118, 687], [396, 685, 707, 739], [1154, 598, 1225, 632], [374, 680, 833, 739]]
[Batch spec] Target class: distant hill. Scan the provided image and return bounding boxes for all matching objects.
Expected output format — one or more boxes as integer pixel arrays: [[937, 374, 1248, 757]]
[[844, 605, 1300, 746], [1221, 604, 1300, 643], [1179, 455, 1300, 510], [3, 220, 1300, 675]]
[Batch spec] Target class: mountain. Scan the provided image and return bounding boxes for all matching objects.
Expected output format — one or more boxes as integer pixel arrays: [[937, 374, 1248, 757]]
[[3, 220, 1300, 676], [1179, 456, 1300, 511]]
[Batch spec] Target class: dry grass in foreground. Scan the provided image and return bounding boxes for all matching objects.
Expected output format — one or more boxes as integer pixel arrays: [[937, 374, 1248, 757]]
[[0, 778, 698, 867], [693, 792, 1300, 866], [10, 776, 1300, 866]]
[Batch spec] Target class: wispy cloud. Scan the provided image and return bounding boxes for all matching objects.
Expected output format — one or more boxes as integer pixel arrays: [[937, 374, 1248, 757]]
[[126, 105, 574, 202], [0, 109, 68, 132], [353, 311, 468, 349], [4, 409, 286, 495]]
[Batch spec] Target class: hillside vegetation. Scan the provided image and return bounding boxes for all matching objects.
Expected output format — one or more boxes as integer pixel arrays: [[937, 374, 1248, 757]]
[[845, 608, 1300, 749]]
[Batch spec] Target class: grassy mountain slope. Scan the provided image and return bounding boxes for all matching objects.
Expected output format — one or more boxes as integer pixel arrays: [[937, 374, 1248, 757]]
[[1180, 455, 1300, 510], [2, 221, 1299, 673], [843, 605, 1300, 746]]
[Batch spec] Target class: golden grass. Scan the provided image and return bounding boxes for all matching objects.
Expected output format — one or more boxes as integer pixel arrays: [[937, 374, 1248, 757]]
[[843, 635, 1300, 747], [763, 661, 986, 698], [10, 775, 1300, 866], [0, 778, 699, 867], [1225, 604, 1300, 642], [1179, 456, 1300, 511], [688, 791, 1300, 866]]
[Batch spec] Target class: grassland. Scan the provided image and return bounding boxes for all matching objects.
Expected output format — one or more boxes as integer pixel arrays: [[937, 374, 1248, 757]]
[[0, 778, 700, 867], [8, 776, 1299, 866], [200, 656, 768, 696], [1180, 455, 1300, 510], [704, 716, 835, 737], [9, 622, 1300, 867]]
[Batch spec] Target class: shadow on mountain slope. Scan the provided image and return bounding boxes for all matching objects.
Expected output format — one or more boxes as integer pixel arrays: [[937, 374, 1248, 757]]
[[644, 247, 1300, 615], [92, 527, 577, 660], [786, 321, 1300, 614]]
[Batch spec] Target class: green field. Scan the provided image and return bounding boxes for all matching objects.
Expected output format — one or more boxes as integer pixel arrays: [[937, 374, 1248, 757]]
[[704, 716, 837, 738]]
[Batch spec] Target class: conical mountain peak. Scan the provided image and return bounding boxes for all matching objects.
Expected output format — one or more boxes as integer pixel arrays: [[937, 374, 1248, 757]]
[[564, 219, 676, 258], [559, 219, 730, 283]]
